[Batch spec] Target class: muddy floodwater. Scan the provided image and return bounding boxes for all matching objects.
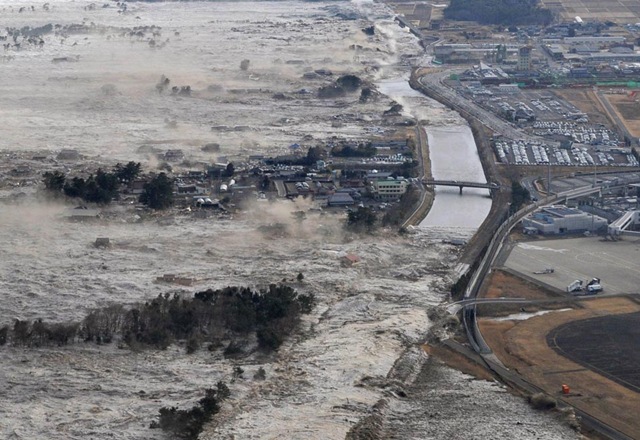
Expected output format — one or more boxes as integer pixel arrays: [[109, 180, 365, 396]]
[[0, 1, 578, 439]]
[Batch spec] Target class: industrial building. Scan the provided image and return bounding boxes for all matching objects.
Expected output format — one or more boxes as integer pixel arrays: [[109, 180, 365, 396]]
[[434, 44, 518, 64], [563, 36, 626, 46], [522, 205, 608, 234]]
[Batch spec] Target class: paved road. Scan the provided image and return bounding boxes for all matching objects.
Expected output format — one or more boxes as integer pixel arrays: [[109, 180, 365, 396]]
[[417, 72, 556, 145], [402, 125, 432, 228], [459, 182, 633, 439]]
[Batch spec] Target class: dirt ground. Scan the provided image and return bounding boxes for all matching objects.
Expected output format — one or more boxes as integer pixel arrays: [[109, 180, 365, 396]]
[[605, 94, 640, 138], [553, 89, 613, 128], [539, 0, 640, 24], [423, 343, 495, 382], [385, 1, 432, 28], [482, 269, 561, 301], [479, 296, 640, 439]]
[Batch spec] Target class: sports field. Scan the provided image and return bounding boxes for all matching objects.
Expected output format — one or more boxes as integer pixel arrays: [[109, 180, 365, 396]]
[[548, 312, 640, 393]]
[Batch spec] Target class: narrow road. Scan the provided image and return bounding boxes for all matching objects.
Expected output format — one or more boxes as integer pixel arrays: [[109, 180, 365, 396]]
[[402, 125, 434, 228], [417, 71, 557, 146]]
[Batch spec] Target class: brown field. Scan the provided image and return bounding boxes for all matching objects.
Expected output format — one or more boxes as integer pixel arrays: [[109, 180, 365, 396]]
[[480, 294, 640, 439], [386, 1, 432, 28], [539, 0, 640, 23], [605, 93, 640, 138], [554, 89, 613, 128]]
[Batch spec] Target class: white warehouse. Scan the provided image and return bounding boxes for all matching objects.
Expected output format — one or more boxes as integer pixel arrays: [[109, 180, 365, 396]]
[[522, 205, 608, 235]]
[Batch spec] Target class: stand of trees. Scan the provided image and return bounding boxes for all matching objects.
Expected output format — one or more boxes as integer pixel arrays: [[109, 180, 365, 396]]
[[43, 161, 142, 205], [381, 186, 420, 227], [331, 142, 376, 158], [346, 207, 378, 233], [510, 180, 531, 214], [139, 172, 174, 210], [0, 284, 315, 353], [151, 382, 230, 440], [265, 146, 325, 168], [444, 0, 553, 25]]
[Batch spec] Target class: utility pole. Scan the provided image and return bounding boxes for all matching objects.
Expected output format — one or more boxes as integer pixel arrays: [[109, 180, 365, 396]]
[[547, 160, 551, 199]]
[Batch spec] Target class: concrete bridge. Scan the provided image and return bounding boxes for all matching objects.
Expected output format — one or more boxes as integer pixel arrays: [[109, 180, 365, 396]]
[[422, 179, 500, 194]]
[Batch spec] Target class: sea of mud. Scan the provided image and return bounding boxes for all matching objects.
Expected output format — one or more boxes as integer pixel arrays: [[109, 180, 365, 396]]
[[0, 1, 579, 439]]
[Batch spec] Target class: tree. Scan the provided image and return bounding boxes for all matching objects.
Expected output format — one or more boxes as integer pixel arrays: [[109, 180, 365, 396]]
[[63, 176, 88, 199], [224, 163, 235, 177], [346, 207, 377, 233], [153, 385, 229, 440], [510, 180, 530, 214], [42, 171, 66, 192], [85, 169, 119, 204], [0, 325, 8, 345], [139, 173, 174, 210], [61, 169, 119, 204], [304, 147, 322, 166], [296, 272, 304, 282], [114, 161, 141, 184]]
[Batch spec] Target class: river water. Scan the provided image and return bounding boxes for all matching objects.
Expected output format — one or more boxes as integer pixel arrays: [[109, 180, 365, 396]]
[[376, 77, 492, 230], [420, 125, 492, 228]]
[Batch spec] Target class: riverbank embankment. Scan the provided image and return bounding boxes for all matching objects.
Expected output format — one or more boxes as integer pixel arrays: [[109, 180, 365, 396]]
[[409, 69, 511, 267]]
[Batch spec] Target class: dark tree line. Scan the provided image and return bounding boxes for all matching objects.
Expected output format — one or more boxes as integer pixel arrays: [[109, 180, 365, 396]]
[[0, 284, 315, 353], [151, 381, 230, 440], [444, 0, 554, 25], [43, 161, 141, 205], [62, 169, 120, 204], [43, 163, 175, 210], [265, 146, 324, 168], [331, 142, 376, 158], [346, 207, 378, 234]]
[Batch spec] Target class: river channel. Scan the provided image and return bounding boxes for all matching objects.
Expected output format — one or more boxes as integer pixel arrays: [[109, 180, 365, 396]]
[[377, 77, 492, 230]]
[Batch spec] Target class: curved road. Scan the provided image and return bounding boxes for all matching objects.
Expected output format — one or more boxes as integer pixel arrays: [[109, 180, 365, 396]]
[[417, 72, 557, 145], [460, 182, 634, 440]]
